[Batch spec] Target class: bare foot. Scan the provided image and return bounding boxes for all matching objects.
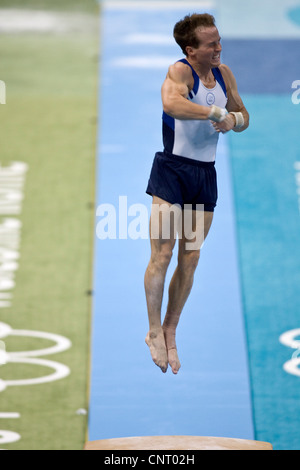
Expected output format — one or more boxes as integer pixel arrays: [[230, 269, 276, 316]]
[[163, 327, 181, 374], [145, 328, 168, 373], [166, 348, 181, 375]]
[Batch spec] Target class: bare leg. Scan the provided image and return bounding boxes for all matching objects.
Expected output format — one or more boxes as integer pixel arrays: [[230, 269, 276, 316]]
[[163, 210, 214, 374], [144, 196, 178, 373], [163, 251, 200, 374]]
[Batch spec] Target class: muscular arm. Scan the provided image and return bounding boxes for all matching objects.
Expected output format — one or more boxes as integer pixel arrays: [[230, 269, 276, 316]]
[[161, 62, 212, 121], [219, 63, 249, 133]]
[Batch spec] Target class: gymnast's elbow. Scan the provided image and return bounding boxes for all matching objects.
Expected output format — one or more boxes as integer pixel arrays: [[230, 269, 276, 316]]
[[234, 109, 250, 133], [162, 99, 177, 118]]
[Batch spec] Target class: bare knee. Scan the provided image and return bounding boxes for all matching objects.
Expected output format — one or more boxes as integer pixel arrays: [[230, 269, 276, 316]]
[[150, 243, 173, 272], [178, 250, 200, 274]]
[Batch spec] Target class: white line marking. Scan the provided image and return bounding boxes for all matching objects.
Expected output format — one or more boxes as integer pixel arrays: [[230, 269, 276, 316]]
[[0, 302, 11, 308], [123, 33, 174, 45], [0, 322, 72, 392], [279, 329, 300, 350], [0, 430, 21, 444], [8, 328, 72, 358], [5, 358, 70, 388], [0, 323, 12, 339], [0, 9, 97, 33], [0, 293, 12, 299], [103, 1, 215, 10], [283, 358, 300, 378], [0, 413, 20, 419], [111, 55, 178, 69]]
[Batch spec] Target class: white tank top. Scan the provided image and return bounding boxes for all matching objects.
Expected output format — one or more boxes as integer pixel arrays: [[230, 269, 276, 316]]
[[162, 59, 228, 162]]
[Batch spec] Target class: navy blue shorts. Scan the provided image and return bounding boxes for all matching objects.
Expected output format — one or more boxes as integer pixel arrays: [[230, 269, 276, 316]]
[[146, 151, 218, 212]]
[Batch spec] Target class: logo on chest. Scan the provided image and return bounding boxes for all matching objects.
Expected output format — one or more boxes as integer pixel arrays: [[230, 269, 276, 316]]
[[206, 92, 216, 105], [206, 92, 215, 105]]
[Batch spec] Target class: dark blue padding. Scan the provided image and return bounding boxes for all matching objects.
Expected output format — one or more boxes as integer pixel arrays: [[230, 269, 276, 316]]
[[221, 39, 300, 93]]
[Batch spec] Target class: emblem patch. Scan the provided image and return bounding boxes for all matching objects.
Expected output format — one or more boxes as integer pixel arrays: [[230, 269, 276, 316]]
[[206, 92, 215, 105]]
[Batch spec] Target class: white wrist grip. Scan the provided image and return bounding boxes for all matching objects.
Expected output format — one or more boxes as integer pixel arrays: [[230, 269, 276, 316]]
[[208, 105, 227, 123], [229, 111, 244, 129]]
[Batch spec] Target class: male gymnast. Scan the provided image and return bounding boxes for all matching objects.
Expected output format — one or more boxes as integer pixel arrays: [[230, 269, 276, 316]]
[[145, 13, 249, 374]]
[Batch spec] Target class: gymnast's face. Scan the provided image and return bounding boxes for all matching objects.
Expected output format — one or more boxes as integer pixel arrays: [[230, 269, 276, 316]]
[[187, 26, 222, 68]]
